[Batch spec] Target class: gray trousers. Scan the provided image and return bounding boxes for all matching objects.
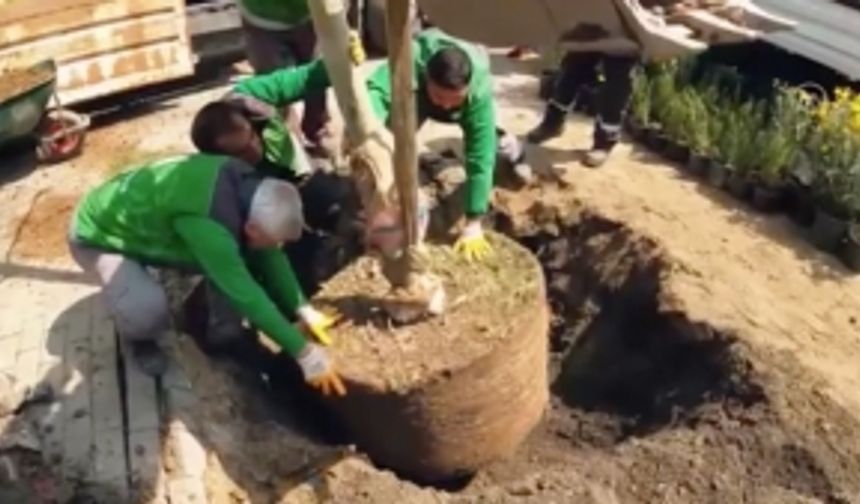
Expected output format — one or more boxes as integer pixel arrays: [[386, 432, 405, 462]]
[[68, 239, 242, 345], [242, 19, 329, 144]]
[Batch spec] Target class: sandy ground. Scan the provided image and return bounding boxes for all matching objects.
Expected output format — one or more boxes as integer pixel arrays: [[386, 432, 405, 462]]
[[2, 55, 860, 503]]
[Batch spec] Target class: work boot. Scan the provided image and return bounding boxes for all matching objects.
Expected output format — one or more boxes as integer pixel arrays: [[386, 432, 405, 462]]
[[581, 148, 609, 168], [128, 340, 168, 377], [583, 122, 619, 168], [526, 104, 566, 145]]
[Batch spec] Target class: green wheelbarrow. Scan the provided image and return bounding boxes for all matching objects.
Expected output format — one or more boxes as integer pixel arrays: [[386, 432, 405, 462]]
[[0, 59, 89, 164]]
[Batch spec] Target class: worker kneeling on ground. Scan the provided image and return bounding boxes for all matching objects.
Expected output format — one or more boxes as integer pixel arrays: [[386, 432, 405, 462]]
[[191, 72, 355, 293], [67, 154, 345, 396], [197, 28, 523, 262]]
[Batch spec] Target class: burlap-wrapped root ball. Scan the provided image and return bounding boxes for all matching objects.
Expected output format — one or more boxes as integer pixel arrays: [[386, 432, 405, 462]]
[[314, 233, 549, 481]]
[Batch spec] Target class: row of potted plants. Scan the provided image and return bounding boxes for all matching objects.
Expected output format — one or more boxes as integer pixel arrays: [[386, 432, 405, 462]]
[[625, 61, 860, 272]]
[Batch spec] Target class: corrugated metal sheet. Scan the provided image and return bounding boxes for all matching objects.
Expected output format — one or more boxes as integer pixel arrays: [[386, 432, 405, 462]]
[[0, 0, 194, 104], [755, 0, 860, 80]]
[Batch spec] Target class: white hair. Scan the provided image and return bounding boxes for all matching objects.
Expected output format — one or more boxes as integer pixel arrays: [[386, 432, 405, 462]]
[[248, 179, 304, 242]]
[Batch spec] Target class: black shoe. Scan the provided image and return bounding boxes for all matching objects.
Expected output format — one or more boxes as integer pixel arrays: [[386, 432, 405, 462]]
[[583, 136, 618, 168], [526, 107, 566, 145], [582, 148, 612, 168], [128, 341, 168, 377]]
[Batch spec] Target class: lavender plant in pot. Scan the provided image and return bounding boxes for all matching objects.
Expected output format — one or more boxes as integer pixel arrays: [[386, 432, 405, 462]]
[[708, 103, 739, 190], [661, 99, 689, 164], [647, 63, 678, 154], [750, 127, 794, 213], [627, 69, 652, 142], [685, 89, 712, 178], [771, 85, 818, 224], [726, 101, 765, 201]]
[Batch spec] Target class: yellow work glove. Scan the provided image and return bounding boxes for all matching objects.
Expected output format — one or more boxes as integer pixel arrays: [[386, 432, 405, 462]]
[[297, 305, 340, 346], [454, 219, 492, 262], [297, 343, 347, 397], [348, 30, 366, 66]]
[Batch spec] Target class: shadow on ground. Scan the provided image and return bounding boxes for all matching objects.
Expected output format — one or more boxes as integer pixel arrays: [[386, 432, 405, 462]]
[[0, 140, 38, 187]]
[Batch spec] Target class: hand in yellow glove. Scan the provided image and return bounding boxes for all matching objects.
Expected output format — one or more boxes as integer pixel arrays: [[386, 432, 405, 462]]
[[454, 219, 492, 262], [348, 30, 366, 66], [297, 343, 347, 397], [297, 305, 341, 346]]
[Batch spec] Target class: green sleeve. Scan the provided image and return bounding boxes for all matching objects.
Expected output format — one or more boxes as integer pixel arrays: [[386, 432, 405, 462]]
[[366, 64, 393, 124], [173, 216, 307, 356], [233, 59, 331, 107], [460, 92, 497, 217], [246, 248, 307, 315]]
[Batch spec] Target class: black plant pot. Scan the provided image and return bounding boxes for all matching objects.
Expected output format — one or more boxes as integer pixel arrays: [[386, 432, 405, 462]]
[[642, 127, 655, 148], [665, 141, 691, 165], [787, 182, 816, 227], [652, 133, 670, 154], [838, 226, 860, 273], [751, 184, 785, 213], [727, 172, 753, 201], [625, 119, 645, 142], [687, 153, 710, 178], [707, 161, 730, 189], [644, 128, 662, 151], [810, 208, 849, 252]]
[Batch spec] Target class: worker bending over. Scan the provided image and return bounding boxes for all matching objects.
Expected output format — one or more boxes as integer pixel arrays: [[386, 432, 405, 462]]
[[238, 0, 331, 156], [191, 28, 520, 262], [191, 66, 356, 292], [528, 51, 639, 168], [67, 154, 344, 396], [367, 28, 522, 260]]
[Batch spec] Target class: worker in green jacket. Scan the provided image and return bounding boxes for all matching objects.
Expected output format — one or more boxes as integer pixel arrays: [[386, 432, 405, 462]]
[[238, 0, 330, 155], [191, 29, 521, 262], [190, 43, 363, 292], [67, 154, 345, 396], [366, 28, 524, 261]]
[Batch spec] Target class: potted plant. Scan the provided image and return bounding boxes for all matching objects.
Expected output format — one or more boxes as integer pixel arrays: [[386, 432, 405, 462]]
[[839, 223, 860, 273], [708, 102, 740, 190], [808, 161, 860, 252], [726, 101, 764, 201], [685, 89, 712, 178], [647, 62, 678, 154], [627, 69, 652, 141], [786, 160, 818, 227], [750, 127, 793, 212], [662, 93, 691, 164], [771, 85, 818, 223], [807, 89, 860, 252]]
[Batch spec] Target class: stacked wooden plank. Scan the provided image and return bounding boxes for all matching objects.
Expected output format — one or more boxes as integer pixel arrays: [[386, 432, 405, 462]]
[[0, 0, 194, 104]]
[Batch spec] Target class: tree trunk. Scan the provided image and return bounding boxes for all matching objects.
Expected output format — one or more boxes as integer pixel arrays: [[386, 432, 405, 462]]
[[385, 0, 420, 281], [308, 0, 423, 290]]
